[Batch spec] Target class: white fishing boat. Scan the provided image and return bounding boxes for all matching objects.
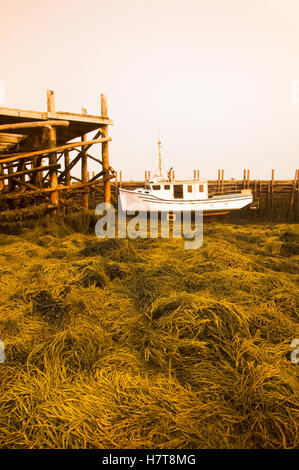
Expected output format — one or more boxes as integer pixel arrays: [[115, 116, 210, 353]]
[[119, 139, 253, 215]]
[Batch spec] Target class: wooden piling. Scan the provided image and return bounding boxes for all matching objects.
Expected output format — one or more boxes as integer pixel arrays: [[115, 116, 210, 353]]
[[0, 164, 3, 192], [246, 169, 250, 189], [8, 165, 14, 192], [221, 169, 224, 194], [101, 94, 111, 204], [290, 169, 298, 213], [92, 171, 96, 207], [115, 171, 118, 196], [64, 151, 70, 186], [47, 90, 59, 210], [267, 178, 271, 212], [47, 89, 55, 114], [271, 169, 275, 212], [81, 108, 88, 209], [48, 126, 58, 207]]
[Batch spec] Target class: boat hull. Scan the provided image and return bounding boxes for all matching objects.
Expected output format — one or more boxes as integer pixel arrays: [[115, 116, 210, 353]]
[[119, 189, 253, 213]]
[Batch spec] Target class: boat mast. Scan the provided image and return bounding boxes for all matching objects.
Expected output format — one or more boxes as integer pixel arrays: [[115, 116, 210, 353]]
[[158, 132, 162, 177]]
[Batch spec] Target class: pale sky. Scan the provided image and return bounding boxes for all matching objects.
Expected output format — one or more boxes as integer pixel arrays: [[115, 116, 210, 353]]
[[1, 0, 299, 180]]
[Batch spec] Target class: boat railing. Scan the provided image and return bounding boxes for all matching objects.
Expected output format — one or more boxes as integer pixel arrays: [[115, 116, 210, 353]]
[[209, 186, 241, 197]]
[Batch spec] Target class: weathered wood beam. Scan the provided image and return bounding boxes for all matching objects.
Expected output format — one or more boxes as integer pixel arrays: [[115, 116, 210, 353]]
[[0, 106, 113, 126], [8, 164, 15, 192], [46, 92, 58, 210], [81, 108, 88, 209], [10, 177, 41, 191], [0, 143, 14, 150], [54, 111, 113, 125], [64, 150, 71, 185], [290, 169, 298, 209], [247, 169, 250, 189], [86, 152, 102, 165], [47, 90, 55, 113], [88, 170, 104, 183], [70, 175, 82, 183], [73, 147, 103, 165], [221, 169, 224, 194], [101, 94, 111, 204], [0, 163, 61, 181], [63, 174, 114, 191], [17, 160, 26, 186], [0, 137, 112, 164], [0, 186, 54, 200], [0, 120, 69, 132], [48, 126, 59, 206], [0, 133, 25, 144], [0, 163, 3, 192], [0, 174, 114, 200]]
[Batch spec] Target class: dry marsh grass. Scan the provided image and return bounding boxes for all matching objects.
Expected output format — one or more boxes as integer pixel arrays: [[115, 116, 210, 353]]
[[0, 219, 298, 449]]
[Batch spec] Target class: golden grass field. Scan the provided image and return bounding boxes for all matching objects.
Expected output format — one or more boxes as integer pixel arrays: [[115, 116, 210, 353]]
[[0, 217, 298, 449]]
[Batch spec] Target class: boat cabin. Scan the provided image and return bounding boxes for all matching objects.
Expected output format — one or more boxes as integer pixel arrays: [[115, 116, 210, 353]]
[[136, 180, 209, 200]]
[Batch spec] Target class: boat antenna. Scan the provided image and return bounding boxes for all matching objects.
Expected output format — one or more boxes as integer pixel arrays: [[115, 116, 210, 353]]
[[158, 131, 162, 177]]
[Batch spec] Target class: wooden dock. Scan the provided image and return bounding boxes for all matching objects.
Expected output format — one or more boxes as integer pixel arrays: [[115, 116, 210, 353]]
[[0, 89, 114, 217]]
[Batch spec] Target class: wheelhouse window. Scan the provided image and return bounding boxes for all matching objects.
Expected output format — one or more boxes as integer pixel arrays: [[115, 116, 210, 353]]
[[152, 185, 161, 190], [187, 185, 193, 193], [145, 184, 151, 190], [199, 184, 205, 192], [164, 184, 170, 190], [173, 184, 184, 198]]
